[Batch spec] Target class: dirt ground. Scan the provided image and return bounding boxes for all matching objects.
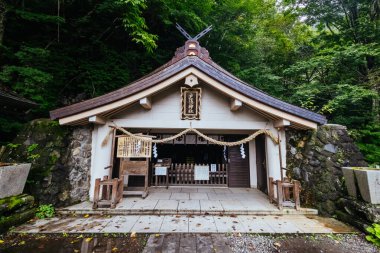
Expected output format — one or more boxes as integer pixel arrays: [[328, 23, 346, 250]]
[[0, 233, 378, 253]]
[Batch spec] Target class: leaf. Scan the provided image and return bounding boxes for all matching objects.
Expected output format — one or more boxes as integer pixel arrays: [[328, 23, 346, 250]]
[[85, 237, 92, 242], [130, 232, 137, 238], [112, 247, 118, 252], [0, 240, 4, 244], [84, 214, 90, 218]]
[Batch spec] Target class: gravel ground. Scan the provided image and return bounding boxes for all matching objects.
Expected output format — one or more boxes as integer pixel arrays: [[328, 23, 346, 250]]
[[228, 233, 379, 253]]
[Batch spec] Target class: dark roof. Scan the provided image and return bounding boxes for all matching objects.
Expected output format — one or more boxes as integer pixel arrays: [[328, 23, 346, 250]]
[[0, 89, 38, 108], [50, 40, 326, 125]]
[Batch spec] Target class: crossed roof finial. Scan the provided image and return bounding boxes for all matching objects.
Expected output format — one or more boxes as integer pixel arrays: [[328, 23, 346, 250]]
[[176, 23, 213, 41]]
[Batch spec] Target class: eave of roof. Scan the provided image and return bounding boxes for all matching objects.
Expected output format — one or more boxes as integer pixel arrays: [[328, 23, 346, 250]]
[[0, 90, 38, 108], [50, 45, 326, 125]]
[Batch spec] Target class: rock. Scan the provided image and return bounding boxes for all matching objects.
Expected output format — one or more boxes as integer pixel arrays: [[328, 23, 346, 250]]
[[297, 140, 305, 148], [323, 200, 336, 215], [72, 147, 80, 156], [293, 167, 301, 178], [324, 144, 337, 153]]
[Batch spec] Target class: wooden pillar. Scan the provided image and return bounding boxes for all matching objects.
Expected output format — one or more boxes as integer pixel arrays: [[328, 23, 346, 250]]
[[293, 180, 301, 210], [276, 180, 283, 210]]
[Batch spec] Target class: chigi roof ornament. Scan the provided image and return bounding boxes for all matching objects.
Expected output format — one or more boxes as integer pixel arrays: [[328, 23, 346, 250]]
[[175, 23, 213, 41], [172, 23, 213, 62]]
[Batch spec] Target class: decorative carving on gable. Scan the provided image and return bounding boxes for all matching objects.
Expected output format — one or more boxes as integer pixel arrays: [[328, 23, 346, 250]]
[[181, 87, 201, 120], [184, 74, 199, 87]]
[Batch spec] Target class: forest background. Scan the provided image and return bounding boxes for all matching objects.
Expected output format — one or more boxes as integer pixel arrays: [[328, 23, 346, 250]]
[[0, 0, 379, 164]]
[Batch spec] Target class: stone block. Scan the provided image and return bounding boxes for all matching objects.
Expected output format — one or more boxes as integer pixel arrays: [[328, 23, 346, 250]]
[[324, 143, 337, 153], [342, 167, 357, 199], [355, 169, 380, 204], [0, 163, 31, 198]]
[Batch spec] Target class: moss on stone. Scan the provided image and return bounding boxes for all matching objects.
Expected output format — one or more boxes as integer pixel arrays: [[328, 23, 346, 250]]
[[0, 194, 34, 216], [0, 208, 36, 233]]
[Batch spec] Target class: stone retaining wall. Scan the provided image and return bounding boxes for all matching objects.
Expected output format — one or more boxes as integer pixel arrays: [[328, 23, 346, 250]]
[[286, 124, 367, 215], [1, 119, 92, 207]]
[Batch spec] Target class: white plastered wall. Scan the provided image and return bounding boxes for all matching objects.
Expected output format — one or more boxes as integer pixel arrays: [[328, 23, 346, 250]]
[[89, 124, 113, 201], [265, 124, 286, 181], [88, 82, 289, 199]]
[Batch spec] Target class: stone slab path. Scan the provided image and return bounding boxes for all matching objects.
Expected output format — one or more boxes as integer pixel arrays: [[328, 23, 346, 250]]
[[143, 234, 233, 253], [59, 188, 317, 216], [14, 214, 355, 234]]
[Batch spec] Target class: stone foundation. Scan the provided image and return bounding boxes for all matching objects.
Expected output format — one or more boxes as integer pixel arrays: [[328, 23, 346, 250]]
[[1, 119, 92, 207]]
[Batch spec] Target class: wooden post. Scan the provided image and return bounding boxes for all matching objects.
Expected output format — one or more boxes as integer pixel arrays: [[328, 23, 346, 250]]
[[293, 180, 301, 210], [276, 180, 283, 210], [102, 175, 109, 200], [93, 178, 101, 209], [111, 179, 118, 208], [268, 177, 274, 203], [277, 128, 284, 182]]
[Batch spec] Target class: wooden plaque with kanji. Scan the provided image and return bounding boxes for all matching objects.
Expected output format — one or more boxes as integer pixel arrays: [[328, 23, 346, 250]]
[[181, 87, 201, 120]]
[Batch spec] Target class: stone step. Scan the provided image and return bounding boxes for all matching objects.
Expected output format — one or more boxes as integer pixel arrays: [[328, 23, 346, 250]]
[[57, 208, 318, 216]]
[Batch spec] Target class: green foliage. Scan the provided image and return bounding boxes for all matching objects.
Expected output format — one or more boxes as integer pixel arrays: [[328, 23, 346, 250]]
[[355, 125, 380, 165], [0, 0, 379, 163], [27, 144, 39, 153], [14, 9, 65, 24], [118, 0, 158, 53], [6, 143, 21, 149], [366, 223, 380, 247], [35, 204, 55, 219]]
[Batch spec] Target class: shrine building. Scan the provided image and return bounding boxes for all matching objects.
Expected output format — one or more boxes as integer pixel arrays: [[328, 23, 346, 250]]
[[50, 37, 326, 204]]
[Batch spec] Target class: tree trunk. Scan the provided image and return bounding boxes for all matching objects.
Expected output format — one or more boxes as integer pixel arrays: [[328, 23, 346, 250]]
[[0, 1, 6, 45]]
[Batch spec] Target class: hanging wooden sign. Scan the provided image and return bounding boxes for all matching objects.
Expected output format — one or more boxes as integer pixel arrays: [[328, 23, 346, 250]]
[[117, 136, 152, 158], [181, 87, 201, 120]]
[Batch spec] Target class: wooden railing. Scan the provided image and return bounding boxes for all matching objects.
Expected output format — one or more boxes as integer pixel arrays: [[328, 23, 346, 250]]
[[268, 177, 301, 210], [151, 163, 228, 186]]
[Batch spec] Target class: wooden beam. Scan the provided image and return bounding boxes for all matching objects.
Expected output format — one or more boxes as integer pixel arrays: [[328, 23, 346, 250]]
[[230, 98, 242, 111], [273, 119, 291, 128], [89, 115, 106, 125], [139, 97, 151, 110]]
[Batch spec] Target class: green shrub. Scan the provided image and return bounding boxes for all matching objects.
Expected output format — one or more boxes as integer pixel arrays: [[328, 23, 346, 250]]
[[366, 223, 380, 247], [35, 204, 55, 219]]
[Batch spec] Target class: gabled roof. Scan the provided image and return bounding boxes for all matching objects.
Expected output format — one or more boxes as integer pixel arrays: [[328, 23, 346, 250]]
[[50, 40, 326, 126], [0, 88, 38, 108]]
